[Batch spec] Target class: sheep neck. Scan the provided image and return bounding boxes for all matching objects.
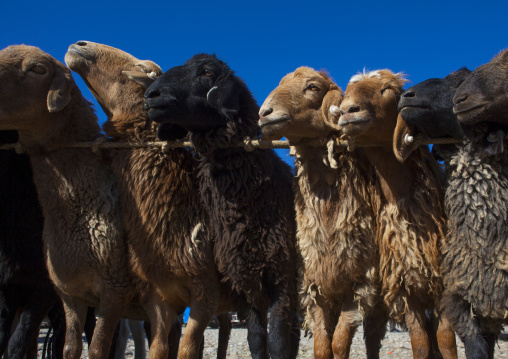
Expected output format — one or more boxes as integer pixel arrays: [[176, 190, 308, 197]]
[[445, 124, 508, 254], [17, 88, 102, 154]]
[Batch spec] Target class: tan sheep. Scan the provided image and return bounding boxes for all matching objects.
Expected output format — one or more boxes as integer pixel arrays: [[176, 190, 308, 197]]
[[0, 45, 145, 358], [259, 67, 387, 359], [336, 69, 457, 359], [65, 41, 231, 359]]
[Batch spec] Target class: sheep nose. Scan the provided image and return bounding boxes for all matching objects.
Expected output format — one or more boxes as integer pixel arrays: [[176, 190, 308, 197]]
[[260, 107, 273, 117], [454, 93, 468, 105], [345, 105, 361, 114], [76, 41, 87, 46], [145, 88, 161, 99], [403, 90, 416, 98]]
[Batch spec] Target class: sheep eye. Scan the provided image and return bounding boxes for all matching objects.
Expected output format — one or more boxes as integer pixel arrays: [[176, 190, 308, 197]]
[[203, 69, 214, 77], [306, 84, 319, 92], [30, 64, 47, 75]]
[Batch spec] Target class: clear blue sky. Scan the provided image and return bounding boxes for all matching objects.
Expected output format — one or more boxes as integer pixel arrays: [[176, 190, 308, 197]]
[[2, 0, 507, 164]]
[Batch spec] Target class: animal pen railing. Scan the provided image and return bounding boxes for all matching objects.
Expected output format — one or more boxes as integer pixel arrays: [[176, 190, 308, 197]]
[[0, 135, 475, 153]]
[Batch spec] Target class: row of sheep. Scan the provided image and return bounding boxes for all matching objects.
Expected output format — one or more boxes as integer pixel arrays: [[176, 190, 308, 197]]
[[0, 41, 506, 359]]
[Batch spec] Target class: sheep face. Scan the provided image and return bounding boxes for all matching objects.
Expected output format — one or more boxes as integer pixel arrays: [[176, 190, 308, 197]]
[[0, 45, 73, 137], [65, 41, 162, 118], [259, 67, 343, 142], [145, 54, 248, 132], [393, 68, 470, 162], [337, 70, 405, 147], [453, 48, 508, 127]]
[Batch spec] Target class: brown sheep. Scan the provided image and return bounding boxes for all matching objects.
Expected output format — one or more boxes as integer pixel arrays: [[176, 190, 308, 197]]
[[65, 41, 231, 359], [0, 45, 144, 359], [336, 70, 457, 359], [258, 67, 387, 359]]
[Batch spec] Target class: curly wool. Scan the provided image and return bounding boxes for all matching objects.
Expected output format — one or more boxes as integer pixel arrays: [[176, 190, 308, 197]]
[[441, 124, 508, 337], [190, 117, 297, 313], [377, 148, 444, 322], [294, 144, 380, 334], [107, 119, 214, 292]]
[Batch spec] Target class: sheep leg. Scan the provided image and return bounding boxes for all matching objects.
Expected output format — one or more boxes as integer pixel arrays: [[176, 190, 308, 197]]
[[331, 292, 363, 359], [289, 310, 301, 359], [435, 314, 457, 359], [246, 306, 268, 359], [309, 297, 334, 359], [178, 299, 212, 359], [144, 296, 176, 359], [267, 291, 296, 359], [0, 289, 15, 356], [7, 295, 55, 359], [217, 313, 232, 359], [441, 293, 488, 359], [87, 291, 128, 359], [113, 319, 130, 359], [127, 319, 147, 359], [363, 301, 388, 359], [404, 296, 430, 359], [61, 295, 88, 359]]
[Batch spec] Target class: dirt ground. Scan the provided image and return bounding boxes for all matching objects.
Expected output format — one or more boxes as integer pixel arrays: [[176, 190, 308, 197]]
[[38, 325, 508, 358]]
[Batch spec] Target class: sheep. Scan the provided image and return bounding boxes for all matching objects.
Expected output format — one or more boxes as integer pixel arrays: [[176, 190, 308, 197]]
[[335, 69, 458, 359], [395, 50, 508, 359], [258, 66, 387, 359], [394, 68, 471, 163], [145, 53, 300, 359], [0, 129, 62, 359], [0, 45, 147, 359], [65, 41, 230, 359]]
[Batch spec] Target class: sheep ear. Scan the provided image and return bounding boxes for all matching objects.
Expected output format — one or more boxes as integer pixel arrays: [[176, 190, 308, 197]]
[[135, 60, 162, 76], [321, 88, 344, 130], [47, 66, 73, 112], [206, 77, 240, 118], [123, 71, 155, 89]]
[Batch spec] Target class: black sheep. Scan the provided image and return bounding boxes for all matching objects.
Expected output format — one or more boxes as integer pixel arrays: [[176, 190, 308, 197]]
[[145, 54, 300, 359], [0, 130, 60, 358], [394, 65, 508, 359]]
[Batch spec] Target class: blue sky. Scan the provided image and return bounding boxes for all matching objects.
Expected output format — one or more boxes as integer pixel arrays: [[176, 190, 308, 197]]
[[2, 0, 507, 164]]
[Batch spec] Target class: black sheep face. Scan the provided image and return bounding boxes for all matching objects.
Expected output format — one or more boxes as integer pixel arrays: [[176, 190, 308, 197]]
[[145, 54, 244, 133], [393, 68, 470, 162], [453, 49, 508, 127]]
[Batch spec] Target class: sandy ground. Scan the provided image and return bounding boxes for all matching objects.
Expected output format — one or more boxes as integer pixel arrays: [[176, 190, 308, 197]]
[[38, 325, 508, 358]]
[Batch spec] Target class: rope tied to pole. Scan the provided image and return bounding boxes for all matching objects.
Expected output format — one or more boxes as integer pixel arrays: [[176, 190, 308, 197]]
[[0, 134, 496, 153]]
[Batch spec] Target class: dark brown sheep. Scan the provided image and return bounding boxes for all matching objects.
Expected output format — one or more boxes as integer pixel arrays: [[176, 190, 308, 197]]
[[259, 66, 387, 359], [0, 45, 141, 359], [145, 54, 300, 359], [65, 41, 230, 359], [336, 69, 457, 359], [0, 130, 61, 359]]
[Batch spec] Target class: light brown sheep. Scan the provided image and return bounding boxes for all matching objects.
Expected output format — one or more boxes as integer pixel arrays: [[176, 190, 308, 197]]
[[336, 69, 457, 359], [0, 45, 145, 359], [65, 41, 231, 359], [259, 67, 387, 359]]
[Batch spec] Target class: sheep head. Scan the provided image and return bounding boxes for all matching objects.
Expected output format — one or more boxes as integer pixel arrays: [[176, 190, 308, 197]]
[[336, 70, 406, 148], [453, 48, 508, 128], [258, 67, 343, 143], [65, 41, 162, 120], [393, 68, 470, 162], [0, 45, 74, 141], [144, 53, 259, 135]]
